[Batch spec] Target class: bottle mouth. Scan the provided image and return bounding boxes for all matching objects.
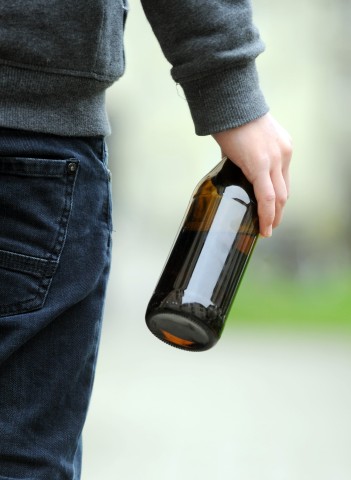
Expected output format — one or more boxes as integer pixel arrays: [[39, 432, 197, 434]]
[[146, 311, 217, 352]]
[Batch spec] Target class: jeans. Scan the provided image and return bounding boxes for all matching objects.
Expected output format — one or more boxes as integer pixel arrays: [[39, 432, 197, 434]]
[[0, 128, 112, 479]]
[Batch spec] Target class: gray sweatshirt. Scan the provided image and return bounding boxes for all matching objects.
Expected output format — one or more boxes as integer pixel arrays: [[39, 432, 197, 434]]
[[0, 0, 268, 137]]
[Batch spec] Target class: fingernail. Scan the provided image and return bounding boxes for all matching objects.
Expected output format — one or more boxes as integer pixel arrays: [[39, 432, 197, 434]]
[[264, 226, 272, 238]]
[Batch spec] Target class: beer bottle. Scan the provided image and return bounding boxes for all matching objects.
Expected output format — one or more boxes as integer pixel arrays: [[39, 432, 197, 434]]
[[145, 156, 259, 351]]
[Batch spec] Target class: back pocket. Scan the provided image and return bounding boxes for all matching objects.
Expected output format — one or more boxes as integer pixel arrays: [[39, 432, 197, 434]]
[[0, 156, 79, 317]]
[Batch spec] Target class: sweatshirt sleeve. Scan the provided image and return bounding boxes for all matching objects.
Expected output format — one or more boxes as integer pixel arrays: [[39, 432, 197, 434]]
[[140, 0, 269, 135]]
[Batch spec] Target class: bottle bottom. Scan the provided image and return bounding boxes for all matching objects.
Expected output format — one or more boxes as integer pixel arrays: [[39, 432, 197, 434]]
[[146, 310, 218, 352]]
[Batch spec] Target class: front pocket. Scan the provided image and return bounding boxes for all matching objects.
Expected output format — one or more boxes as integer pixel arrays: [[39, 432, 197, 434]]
[[0, 157, 79, 317]]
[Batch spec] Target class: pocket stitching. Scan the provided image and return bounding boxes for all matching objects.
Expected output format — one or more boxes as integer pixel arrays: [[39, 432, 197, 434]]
[[0, 249, 57, 277], [0, 157, 79, 317]]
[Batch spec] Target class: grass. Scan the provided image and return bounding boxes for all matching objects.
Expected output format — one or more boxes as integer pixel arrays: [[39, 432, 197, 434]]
[[229, 272, 351, 330]]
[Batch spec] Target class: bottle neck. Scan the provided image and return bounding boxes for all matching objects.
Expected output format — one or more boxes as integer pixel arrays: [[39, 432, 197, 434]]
[[212, 157, 256, 203]]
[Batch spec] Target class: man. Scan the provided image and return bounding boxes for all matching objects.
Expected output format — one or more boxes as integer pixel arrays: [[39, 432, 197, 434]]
[[0, 1, 291, 479]]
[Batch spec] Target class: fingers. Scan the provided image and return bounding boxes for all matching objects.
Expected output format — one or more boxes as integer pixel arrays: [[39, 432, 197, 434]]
[[253, 160, 290, 237], [282, 158, 291, 198], [271, 169, 288, 229], [252, 172, 276, 237], [255, 131, 292, 237]]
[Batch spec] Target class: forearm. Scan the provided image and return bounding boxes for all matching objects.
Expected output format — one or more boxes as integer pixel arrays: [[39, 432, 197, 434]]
[[141, 0, 268, 134], [141, 1, 292, 237]]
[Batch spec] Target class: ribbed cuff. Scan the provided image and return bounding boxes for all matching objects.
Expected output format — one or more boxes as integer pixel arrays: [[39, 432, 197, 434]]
[[179, 62, 269, 136]]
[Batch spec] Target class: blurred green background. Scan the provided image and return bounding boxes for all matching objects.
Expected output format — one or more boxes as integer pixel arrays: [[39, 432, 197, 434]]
[[82, 1, 351, 479]]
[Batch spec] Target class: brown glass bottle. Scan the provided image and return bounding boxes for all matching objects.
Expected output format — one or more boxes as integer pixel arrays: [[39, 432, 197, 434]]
[[145, 157, 259, 351]]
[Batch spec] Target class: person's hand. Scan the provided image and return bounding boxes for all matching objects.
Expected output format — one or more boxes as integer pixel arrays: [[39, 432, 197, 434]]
[[212, 113, 292, 238]]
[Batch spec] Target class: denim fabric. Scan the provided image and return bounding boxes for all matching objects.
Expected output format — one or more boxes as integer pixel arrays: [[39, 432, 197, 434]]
[[0, 128, 112, 479]]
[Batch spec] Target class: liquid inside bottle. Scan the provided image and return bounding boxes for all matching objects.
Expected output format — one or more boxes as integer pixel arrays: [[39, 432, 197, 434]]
[[145, 157, 259, 351]]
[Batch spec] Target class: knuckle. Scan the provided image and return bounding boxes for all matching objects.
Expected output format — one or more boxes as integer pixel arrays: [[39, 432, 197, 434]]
[[263, 192, 276, 204], [282, 140, 293, 159], [271, 149, 281, 163], [256, 154, 273, 171], [276, 191, 288, 207]]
